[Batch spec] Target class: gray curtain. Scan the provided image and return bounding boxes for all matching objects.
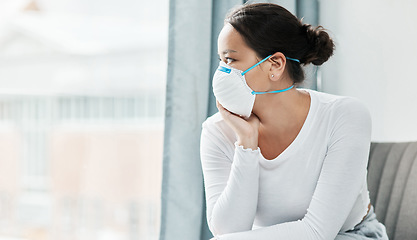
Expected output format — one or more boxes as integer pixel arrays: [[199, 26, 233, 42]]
[[159, 1, 317, 240], [296, 0, 319, 90]]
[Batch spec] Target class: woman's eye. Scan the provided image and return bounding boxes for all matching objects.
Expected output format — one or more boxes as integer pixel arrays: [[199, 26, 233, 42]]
[[225, 57, 235, 64], [217, 57, 235, 64]]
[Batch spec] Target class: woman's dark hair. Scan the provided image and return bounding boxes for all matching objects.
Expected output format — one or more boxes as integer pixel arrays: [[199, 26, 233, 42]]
[[225, 3, 335, 84]]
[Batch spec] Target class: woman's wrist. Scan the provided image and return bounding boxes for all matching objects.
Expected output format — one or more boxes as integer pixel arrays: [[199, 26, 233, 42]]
[[236, 134, 258, 150]]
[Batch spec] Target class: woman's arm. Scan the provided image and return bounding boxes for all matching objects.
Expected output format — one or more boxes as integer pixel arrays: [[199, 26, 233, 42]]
[[211, 98, 372, 240], [200, 119, 261, 236]]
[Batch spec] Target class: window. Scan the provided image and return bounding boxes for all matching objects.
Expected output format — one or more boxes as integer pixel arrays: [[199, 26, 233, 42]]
[[0, 0, 168, 239]]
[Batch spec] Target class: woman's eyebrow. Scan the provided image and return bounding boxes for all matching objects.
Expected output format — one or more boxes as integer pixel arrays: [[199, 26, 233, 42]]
[[218, 49, 237, 56]]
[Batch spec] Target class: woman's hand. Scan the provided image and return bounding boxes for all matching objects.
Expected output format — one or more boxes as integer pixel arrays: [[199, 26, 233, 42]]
[[216, 100, 260, 150]]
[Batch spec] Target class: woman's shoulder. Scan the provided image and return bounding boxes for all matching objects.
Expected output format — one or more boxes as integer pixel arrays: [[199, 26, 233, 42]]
[[320, 92, 370, 120], [301, 89, 372, 136], [303, 88, 370, 117]]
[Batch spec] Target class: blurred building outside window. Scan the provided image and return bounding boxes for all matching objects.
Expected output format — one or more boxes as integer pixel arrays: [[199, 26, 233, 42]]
[[0, 0, 167, 239]]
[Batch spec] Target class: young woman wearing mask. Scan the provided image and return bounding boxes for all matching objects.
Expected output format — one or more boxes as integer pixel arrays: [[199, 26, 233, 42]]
[[200, 3, 389, 240]]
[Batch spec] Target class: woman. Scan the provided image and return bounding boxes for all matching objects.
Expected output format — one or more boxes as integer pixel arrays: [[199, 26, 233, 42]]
[[200, 3, 389, 240]]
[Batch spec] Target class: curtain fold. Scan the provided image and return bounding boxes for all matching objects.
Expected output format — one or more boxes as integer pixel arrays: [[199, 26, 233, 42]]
[[160, 1, 311, 240], [160, 1, 224, 239]]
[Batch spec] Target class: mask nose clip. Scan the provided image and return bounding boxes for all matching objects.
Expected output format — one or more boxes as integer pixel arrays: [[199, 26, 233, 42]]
[[218, 65, 231, 74]]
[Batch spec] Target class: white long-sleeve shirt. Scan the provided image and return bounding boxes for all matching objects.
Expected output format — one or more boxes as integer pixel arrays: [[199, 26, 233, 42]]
[[200, 89, 372, 240]]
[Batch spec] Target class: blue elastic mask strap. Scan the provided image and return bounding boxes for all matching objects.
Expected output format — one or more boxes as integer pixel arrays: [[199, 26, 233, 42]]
[[241, 55, 300, 76], [286, 57, 300, 63], [251, 84, 295, 95], [241, 54, 272, 76]]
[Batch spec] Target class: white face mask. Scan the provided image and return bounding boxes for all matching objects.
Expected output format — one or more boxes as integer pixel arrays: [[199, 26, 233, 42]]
[[212, 54, 298, 118]]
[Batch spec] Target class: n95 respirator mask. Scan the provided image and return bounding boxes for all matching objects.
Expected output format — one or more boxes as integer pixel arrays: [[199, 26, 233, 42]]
[[212, 54, 298, 118]]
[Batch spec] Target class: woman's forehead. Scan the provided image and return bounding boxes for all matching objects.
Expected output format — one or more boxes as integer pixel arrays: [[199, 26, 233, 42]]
[[217, 23, 248, 55]]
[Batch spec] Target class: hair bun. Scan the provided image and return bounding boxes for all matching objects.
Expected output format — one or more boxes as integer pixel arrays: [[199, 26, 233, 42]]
[[302, 23, 335, 66]]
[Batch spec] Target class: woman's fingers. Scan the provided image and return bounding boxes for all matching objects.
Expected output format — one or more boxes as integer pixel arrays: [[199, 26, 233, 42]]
[[216, 100, 223, 111], [215, 99, 259, 148], [216, 100, 234, 118], [247, 113, 260, 126], [216, 100, 228, 113]]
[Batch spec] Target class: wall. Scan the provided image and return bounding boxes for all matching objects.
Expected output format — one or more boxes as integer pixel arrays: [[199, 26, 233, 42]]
[[319, 0, 417, 142]]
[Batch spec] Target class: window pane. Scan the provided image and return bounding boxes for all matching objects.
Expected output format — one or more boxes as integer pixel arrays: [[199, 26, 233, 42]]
[[0, 1, 167, 239]]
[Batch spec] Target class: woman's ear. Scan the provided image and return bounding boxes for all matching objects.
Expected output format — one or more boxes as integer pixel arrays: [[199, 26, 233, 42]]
[[268, 52, 286, 81]]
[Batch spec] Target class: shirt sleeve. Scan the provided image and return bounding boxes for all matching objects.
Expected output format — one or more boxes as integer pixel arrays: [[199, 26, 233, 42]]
[[213, 98, 372, 240], [200, 121, 261, 236]]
